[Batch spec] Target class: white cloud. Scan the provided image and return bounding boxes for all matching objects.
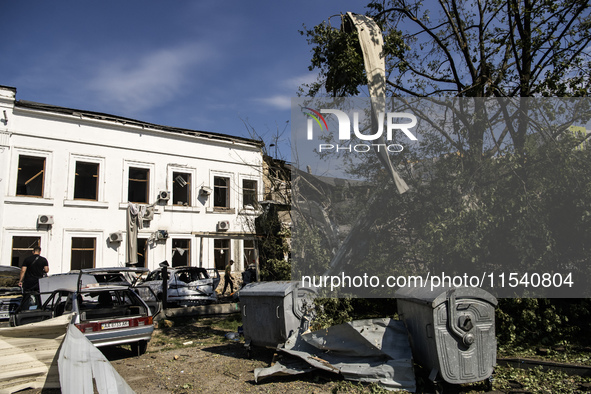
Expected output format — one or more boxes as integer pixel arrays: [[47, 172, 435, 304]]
[[255, 95, 292, 110], [86, 43, 215, 115], [282, 73, 319, 90], [254, 72, 321, 111]]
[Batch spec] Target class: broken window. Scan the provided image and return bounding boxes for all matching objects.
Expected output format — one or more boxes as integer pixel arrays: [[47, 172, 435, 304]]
[[128, 167, 149, 203], [242, 179, 258, 208], [213, 176, 230, 209], [173, 172, 191, 206], [74, 161, 99, 200], [11, 236, 41, 267], [71, 237, 96, 270], [243, 239, 256, 268], [171, 239, 190, 267], [214, 239, 230, 271], [136, 238, 148, 268], [16, 155, 46, 197]]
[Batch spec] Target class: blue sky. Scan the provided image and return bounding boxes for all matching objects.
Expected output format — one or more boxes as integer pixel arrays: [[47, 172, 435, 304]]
[[2, 1, 368, 160]]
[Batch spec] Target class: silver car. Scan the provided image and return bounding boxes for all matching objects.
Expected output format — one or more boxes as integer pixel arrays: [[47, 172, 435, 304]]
[[140, 266, 219, 306], [11, 268, 155, 355]]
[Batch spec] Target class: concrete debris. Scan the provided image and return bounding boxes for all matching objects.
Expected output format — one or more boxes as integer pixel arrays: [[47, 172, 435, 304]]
[[0, 313, 71, 393]]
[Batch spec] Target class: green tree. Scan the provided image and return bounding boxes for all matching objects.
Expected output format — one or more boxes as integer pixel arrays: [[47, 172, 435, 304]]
[[302, 0, 591, 161], [297, 1, 591, 303]]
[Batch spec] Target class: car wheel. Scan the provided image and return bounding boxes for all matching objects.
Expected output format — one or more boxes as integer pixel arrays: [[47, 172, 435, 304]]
[[131, 340, 148, 356]]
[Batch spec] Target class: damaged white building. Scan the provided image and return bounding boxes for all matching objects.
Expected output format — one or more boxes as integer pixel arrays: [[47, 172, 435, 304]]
[[0, 85, 263, 275]]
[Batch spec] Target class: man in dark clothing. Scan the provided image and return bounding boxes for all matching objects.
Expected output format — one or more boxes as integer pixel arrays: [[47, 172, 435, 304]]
[[19, 247, 49, 292], [222, 260, 234, 294], [241, 263, 257, 288]]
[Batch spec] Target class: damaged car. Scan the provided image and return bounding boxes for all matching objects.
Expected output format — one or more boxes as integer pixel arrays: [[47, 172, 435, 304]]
[[139, 265, 219, 306], [0, 266, 22, 323], [10, 269, 155, 355], [63, 267, 161, 316]]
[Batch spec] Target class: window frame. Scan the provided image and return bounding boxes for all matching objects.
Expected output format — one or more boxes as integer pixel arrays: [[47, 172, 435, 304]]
[[136, 237, 149, 268], [67, 154, 106, 203], [70, 237, 97, 270], [210, 172, 234, 212], [243, 239, 257, 269], [65, 231, 103, 271], [241, 178, 259, 209], [167, 165, 196, 207], [214, 239, 230, 271], [171, 238, 191, 267], [123, 161, 154, 205], [10, 148, 52, 200], [11, 236, 41, 267]]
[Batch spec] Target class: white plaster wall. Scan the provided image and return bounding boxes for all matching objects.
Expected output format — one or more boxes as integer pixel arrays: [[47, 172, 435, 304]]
[[0, 89, 263, 274]]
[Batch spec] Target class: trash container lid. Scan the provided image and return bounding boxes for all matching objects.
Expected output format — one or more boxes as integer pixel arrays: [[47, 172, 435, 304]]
[[238, 281, 301, 297], [395, 285, 497, 308]]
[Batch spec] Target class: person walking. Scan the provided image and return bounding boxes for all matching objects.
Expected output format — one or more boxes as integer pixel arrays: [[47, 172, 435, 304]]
[[19, 246, 49, 293], [222, 260, 234, 294]]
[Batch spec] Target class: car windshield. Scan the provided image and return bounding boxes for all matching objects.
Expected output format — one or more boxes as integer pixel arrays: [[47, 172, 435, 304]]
[[92, 273, 130, 285], [175, 268, 209, 283]]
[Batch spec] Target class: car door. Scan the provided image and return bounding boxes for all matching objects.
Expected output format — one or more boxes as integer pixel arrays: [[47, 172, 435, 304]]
[[206, 268, 221, 290], [142, 270, 164, 299], [11, 292, 55, 326], [132, 285, 161, 316]]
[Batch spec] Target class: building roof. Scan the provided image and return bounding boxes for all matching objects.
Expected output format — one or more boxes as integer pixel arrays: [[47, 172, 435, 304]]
[[13, 98, 264, 148]]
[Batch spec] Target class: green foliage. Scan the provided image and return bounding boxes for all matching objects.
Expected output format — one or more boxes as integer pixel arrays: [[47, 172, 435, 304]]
[[291, 219, 332, 278], [302, 1, 591, 99], [255, 204, 291, 281], [311, 298, 398, 330], [494, 365, 591, 393], [496, 298, 591, 347], [297, 1, 591, 348], [300, 20, 366, 97], [332, 380, 391, 394]]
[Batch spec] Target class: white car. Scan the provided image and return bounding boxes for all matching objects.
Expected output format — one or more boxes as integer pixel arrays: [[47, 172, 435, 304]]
[[140, 266, 219, 306], [11, 268, 156, 355]]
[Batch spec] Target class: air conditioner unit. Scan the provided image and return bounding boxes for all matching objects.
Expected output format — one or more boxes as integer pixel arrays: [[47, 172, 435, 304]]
[[217, 220, 230, 231], [155, 230, 169, 240], [200, 186, 212, 196], [175, 175, 188, 187], [37, 215, 54, 225], [143, 206, 154, 221], [158, 191, 171, 201], [109, 231, 123, 243]]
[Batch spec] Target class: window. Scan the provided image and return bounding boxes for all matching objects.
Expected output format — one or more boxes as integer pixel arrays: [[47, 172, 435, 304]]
[[74, 162, 99, 200], [11, 236, 41, 267], [242, 179, 258, 208], [146, 270, 163, 282], [136, 238, 148, 268], [214, 239, 230, 271], [128, 167, 149, 203], [71, 237, 96, 270], [243, 239, 256, 268], [172, 239, 190, 267], [213, 176, 230, 208], [16, 155, 46, 197], [172, 172, 191, 206]]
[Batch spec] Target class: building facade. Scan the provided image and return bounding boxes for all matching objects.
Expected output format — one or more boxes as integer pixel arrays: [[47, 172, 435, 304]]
[[0, 85, 263, 275]]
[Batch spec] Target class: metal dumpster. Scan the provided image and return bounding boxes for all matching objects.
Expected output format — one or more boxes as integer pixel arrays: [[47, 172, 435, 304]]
[[396, 285, 497, 385], [239, 281, 316, 350]]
